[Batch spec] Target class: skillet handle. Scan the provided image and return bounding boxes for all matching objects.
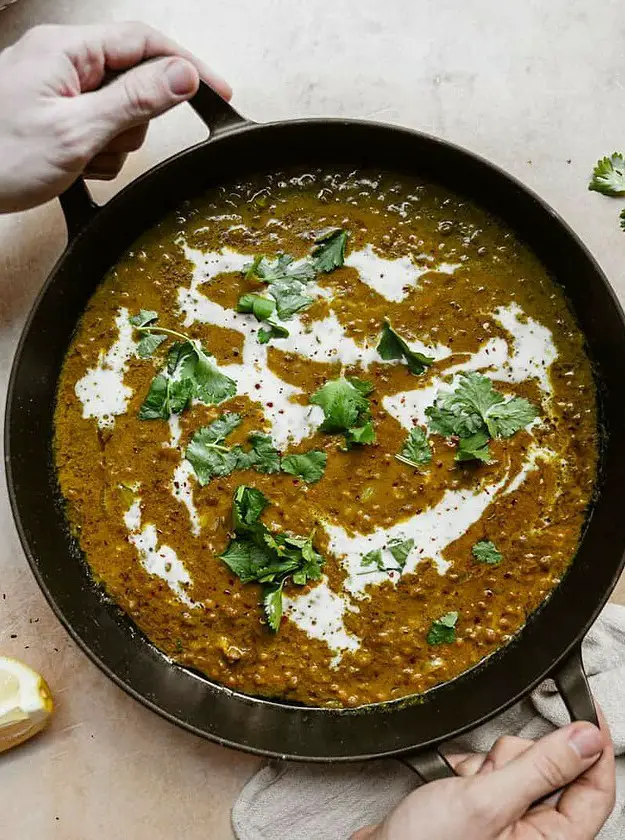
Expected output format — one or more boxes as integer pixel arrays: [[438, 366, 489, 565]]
[[59, 81, 252, 242], [403, 644, 597, 784]]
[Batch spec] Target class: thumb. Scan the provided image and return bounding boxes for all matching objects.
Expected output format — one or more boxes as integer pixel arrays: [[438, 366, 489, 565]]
[[473, 722, 604, 831], [75, 57, 200, 156]]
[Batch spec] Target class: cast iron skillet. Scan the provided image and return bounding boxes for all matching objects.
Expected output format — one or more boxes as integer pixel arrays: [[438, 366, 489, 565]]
[[6, 83, 625, 782]]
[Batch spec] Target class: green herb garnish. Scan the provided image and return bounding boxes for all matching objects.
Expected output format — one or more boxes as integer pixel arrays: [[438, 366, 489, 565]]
[[311, 228, 348, 273], [427, 611, 458, 645], [310, 376, 376, 448], [281, 450, 327, 483], [237, 293, 276, 321], [396, 426, 432, 468], [185, 418, 280, 486], [220, 486, 325, 632], [360, 538, 414, 575], [388, 538, 414, 570], [130, 314, 236, 420], [589, 153, 625, 196], [426, 372, 538, 462], [377, 321, 434, 375], [472, 539, 503, 566], [258, 322, 289, 344], [245, 254, 315, 319]]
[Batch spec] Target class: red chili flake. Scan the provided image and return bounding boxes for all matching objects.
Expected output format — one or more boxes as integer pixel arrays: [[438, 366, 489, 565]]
[[267, 402, 274, 408]]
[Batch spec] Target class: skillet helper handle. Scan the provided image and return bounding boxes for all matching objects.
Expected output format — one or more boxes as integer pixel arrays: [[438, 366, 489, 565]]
[[404, 644, 597, 784], [59, 81, 250, 242]]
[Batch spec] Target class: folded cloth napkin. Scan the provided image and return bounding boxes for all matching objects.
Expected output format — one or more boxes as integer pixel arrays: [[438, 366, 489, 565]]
[[233, 603, 625, 840]]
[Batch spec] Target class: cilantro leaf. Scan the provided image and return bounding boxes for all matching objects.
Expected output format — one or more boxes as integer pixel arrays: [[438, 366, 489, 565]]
[[185, 413, 243, 485], [263, 583, 284, 632], [258, 321, 289, 344], [237, 293, 276, 321], [426, 373, 538, 454], [346, 376, 374, 396], [192, 342, 237, 404], [377, 321, 434, 375], [361, 548, 384, 570], [310, 376, 374, 446], [388, 538, 414, 570], [427, 611, 458, 645], [233, 485, 268, 530], [138, 374, 170, 420], [220, 485, 325, 632], [486, 396, 539, 438], [456, 431, 492, 464], [268, 280, 314, 320], [396, 426, 432, 468], [472, 539, 503, 566], [136, 333, 167, 358], [281, 450, 327, 483], [130, 310, 158, 327], [345, 421, 376, 447], [245, 433, 281, 474], [589, 153, 625, 196], [311, 228, 348, 273]]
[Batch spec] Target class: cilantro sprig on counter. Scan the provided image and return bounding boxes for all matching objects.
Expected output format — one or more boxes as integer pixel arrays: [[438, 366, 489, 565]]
[[588, 153, 625, 232], [130, 312, 236, 421], [310, 375, 376, 448], [427, 611, 458, 645], [589, 153, 625, 196], [220, 486, 325, 631], [377, 321, 434, 375], [185, 413, 327, 485], [396, 426, 432, 469], [426, 372, 538, 463]]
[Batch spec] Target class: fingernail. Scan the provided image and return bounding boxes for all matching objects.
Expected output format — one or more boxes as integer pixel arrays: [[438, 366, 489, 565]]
[[569, 725, 603, 759], [165, 60, 197, 96]]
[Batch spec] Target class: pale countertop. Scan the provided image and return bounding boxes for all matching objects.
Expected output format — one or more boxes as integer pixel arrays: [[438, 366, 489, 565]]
[[1, 1, 625, 838]]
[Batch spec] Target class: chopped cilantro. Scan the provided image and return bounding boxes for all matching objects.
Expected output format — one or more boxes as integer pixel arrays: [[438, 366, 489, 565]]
[[589, 153, 625, 196], [281, 450, 327, 483], [377, 321, 434, 375], [427, 611, 458, 645], [310, 376, 375, 448], [237, 293, 276, 321], [472, 540, 503, 566], [388, 538, 414, 570], [258, 322, 289, 344], [396, 426, 432, 468], [245, 254, 315, 319], [456, 431, 492, 464], [130, 309, 158, 327], [220, 486, 325, 632], [426, 373, 538, 462], [263, 583, 284, 632], [361, 548, 384, 570], [136, 332, 167, 358], [311, 228, 348, 273], [185, 421, 280, 486], [132, 316, 237, 421]]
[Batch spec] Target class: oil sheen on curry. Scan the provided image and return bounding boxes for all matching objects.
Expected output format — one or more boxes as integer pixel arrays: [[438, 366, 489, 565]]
[[54, 169, 598, 708]]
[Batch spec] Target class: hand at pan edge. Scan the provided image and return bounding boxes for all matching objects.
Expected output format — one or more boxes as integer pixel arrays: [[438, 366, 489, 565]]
[[0, 22, 231, 212], [352, 708, 615, 840]]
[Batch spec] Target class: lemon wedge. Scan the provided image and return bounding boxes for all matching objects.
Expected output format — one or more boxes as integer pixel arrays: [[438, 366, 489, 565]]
[[0, 657, 53, 753]]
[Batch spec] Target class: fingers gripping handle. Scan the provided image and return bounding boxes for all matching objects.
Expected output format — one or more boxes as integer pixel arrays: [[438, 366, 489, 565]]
[[59, 81, 250, 241], [404, 645, 597, 784]]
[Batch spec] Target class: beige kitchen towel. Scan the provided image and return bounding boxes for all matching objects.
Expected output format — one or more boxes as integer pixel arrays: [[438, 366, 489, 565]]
[[233, 603, 625, 840]]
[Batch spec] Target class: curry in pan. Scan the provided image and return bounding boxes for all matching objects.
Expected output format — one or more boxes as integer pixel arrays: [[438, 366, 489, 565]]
[[54, 169, 597, 707]]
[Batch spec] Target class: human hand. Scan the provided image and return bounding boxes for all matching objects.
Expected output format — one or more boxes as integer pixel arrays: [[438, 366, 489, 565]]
[[352, 712, 615, 840], [0, 22, 231, 212]]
